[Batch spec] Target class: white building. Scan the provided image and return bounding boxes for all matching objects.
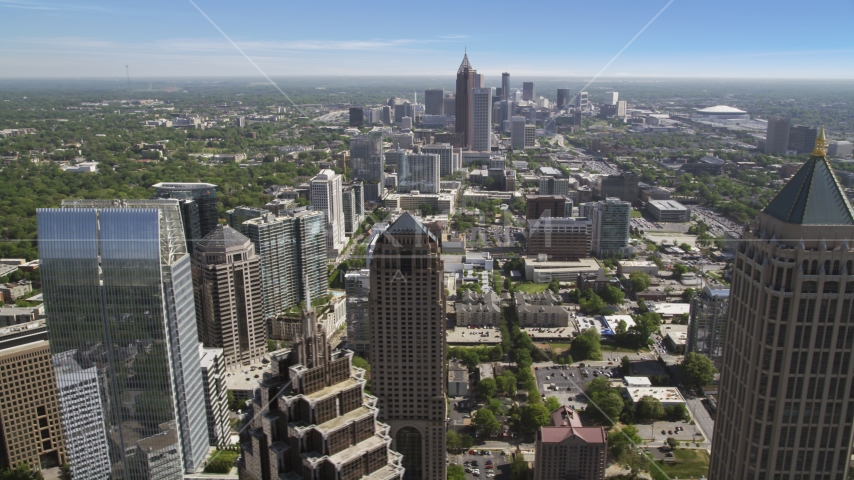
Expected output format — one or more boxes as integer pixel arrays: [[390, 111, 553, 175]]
[[604, 92, 618, 106], [399, 153, 441, 194], [52, 351, 111, 479], [647, 199, 690, 222], [311, 169, 346, 258], [61, 161, 99, 173], [470, 88, 493, 152], [422, 143, 457, 177], [199, 347, 231, 447], [623, 387, 686, 406]]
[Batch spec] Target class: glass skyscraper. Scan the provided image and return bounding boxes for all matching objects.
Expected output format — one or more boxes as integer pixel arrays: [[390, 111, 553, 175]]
[[38, 200, 209, 479], [152, 182, 218, 252]]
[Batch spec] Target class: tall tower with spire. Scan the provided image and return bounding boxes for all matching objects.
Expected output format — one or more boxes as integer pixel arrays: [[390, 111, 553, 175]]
[[709, 128, 854, 479], [455, 51, 478, 149]]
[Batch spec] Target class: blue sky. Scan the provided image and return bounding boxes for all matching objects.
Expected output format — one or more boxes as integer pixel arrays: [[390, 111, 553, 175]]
[[1, 0, 853, 78]]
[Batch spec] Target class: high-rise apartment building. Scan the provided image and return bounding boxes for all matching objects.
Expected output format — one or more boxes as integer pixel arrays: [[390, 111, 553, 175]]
[[616, 100, 627, 118], [226, 206, 266, 229], [556, 89, 570, 109], [199, 347, 231, 447], [38, 199, 210, 478], [399, 153, 441, 194], [710, 130, 854, 479], [765, 117, 791, 155], [424, 89, 444, 115], [0, 320, 66, 477], [444, 94, 455, 118], [575, 92, 589, 111], [582, 198, 633, 258], [470, 87, 493, 152], [192, 225, 266, 369], [522, 82, 536, 101], [526, 217, 592, 261], [502, 72, 510, 101], [349, 132, 384, 182], [539, 177, 569, 196], [238, 294, 405, 480], [788, 125, 818, 154], [687, 286, 729, 368], [241, 211, 328, 318], [153, 182, 218, 252], [511, 116, 528, 150], [455, 53, 478, 149], [342, 186, 361, 236], [604, 91, 618, 105], [422, 143, 455, 177], [369, 213, 447, 479], [345, 268, 371, 356], [534, 406, 606, 480], [311, 169, 346, 258]]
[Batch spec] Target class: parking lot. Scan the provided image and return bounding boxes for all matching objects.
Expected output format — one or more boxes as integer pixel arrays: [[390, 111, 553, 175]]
[[450, 451, 510, 479], [533, 362, 623, 410]]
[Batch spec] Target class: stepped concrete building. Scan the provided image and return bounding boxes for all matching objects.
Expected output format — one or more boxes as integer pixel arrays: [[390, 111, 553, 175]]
[[369, 213, 447, 479], [192, 225, 266, 369], [710, 130, 854, 479], [238, 289, 404, 480], [38, 199, 210, 478]]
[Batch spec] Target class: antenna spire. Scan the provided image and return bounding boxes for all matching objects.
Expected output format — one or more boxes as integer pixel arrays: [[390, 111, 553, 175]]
[[812, 126, 827, 156]]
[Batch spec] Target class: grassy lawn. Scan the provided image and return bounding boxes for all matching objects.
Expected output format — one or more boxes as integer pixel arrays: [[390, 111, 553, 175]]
[[548, 343, 572, 349], [515, 283, 549, 294], [631, 209, 643, 218], [650, 449, 710, 479], [602, 344, 651, 354]]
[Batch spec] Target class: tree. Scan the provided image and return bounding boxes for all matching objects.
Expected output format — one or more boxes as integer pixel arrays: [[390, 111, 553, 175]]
[[459, 433, 474, 450], [608, 424, 643, 459], [665, 404, 689, 422], [672, 263, 689, 279], [621, 355, 632, 374], [448, 464, 466, 480], [477, 378, 497, 399], [570, 330, 602, 361], [681, 287, 696, 303], [521, 403, 551, 433], [544, 396, 562, 413], [0, 463, 44, 480], [496, 371, 517, 397], [488, 398, 503, 414], [473, 409, 501, 438], [446, 430, 460, 451], [679, 243, 692, 252], [680, 352, 718, 389], [548, 277, 560, 294], [58, 465, 71, 480], [666, 437, 679, 449], [600, 285, 625, 304], [579, 292, 606, 314], [629, 271, 651, 293], [635, 395, 665, 421], [509, 455, 530, 480], [585, 377, 612, 397]]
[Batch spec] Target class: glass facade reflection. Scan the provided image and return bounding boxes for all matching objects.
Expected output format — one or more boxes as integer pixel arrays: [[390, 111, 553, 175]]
[[38, 201, 209, 479]]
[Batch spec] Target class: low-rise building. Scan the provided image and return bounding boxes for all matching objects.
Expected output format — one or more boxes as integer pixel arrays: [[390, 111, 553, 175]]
[[623, 376, 653, 387], [526, 217, 592, 261], [515, 292, 570, 328], [0, 305, 44, 326], [383, 191, 456, 215], [0, 281, 32, 303], [647, 200, 690, 222], [448, 359, 469, 397], [616, 260, 659, 276], [662, 324, 688, 354], [534, 406, 606, 480], [523, 256, 603, 284], [622, 386, 686, 406], [455, 291, 501, 327]]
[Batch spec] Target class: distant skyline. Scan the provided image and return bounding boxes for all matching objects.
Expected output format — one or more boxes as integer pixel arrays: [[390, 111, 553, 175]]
[[1, 0, 853, 79]]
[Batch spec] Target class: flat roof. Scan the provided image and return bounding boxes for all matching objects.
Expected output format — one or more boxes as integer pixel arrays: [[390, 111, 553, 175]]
[[618, 261, 657, 267], [623, 376, 653, 387], [624, 386, 686, 404], [602, 315, 636, 335], [526, 257, 601, 269], [649, 200, 688, 211], [695, 105, 746, 114], [649, 303, 690, 317]]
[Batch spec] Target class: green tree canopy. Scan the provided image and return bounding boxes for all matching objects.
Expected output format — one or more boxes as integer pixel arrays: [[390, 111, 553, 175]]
[[680, 352, 718, 389], [477, 378, 497, 399], [599, 285, 625, 304], [544, 396, 562, 413], [473, 408, 501, 438], [635, 395, 665, 421], [629, 271, 651, 292], [520, 403, 551, 433], [447, 464, 466, 480], [570, 328, 602, 361]]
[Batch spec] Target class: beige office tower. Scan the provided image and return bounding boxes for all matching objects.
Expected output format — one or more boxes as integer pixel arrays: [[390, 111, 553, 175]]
[[0, 321, 66, 476], [192, 225, 267, 370], [710, 129, 854, 479], [369, 213, 447, 480]]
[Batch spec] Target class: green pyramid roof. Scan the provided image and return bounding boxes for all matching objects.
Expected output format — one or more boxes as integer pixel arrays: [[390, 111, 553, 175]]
[[763, 153, 854, 226]]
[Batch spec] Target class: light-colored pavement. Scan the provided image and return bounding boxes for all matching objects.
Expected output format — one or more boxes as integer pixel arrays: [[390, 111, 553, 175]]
[[686, 397, 714, 441]]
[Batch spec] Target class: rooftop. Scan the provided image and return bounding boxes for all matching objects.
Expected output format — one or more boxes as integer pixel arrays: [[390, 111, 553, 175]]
[[695, 105, 746, 114], [648, 200, 688, 211], [196, 225, 251, 251], [624, 386, 686, 404], [762, 129, 854, 225]]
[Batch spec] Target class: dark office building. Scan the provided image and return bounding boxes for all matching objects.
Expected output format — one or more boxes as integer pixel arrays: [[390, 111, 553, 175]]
[[153, 182, 219, 251], [424, 89, 444, 115], [381, 106, 392, 125], [502, 72, 510, 101], [788, 125, 817, 154], [349, 106, 364, 127], [444, 94, 455, 118], [595, 173, 639, 204], [455, 52, 478, 149], [557, 89, 571, 109], [765, 117, 791, 155], [522, 82, 535, 101], [526, 195, 569, 220]]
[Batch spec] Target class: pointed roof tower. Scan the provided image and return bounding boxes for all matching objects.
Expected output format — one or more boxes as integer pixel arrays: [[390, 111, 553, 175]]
[[457, 51, 472, 74], [762, 127, 854, 225]]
